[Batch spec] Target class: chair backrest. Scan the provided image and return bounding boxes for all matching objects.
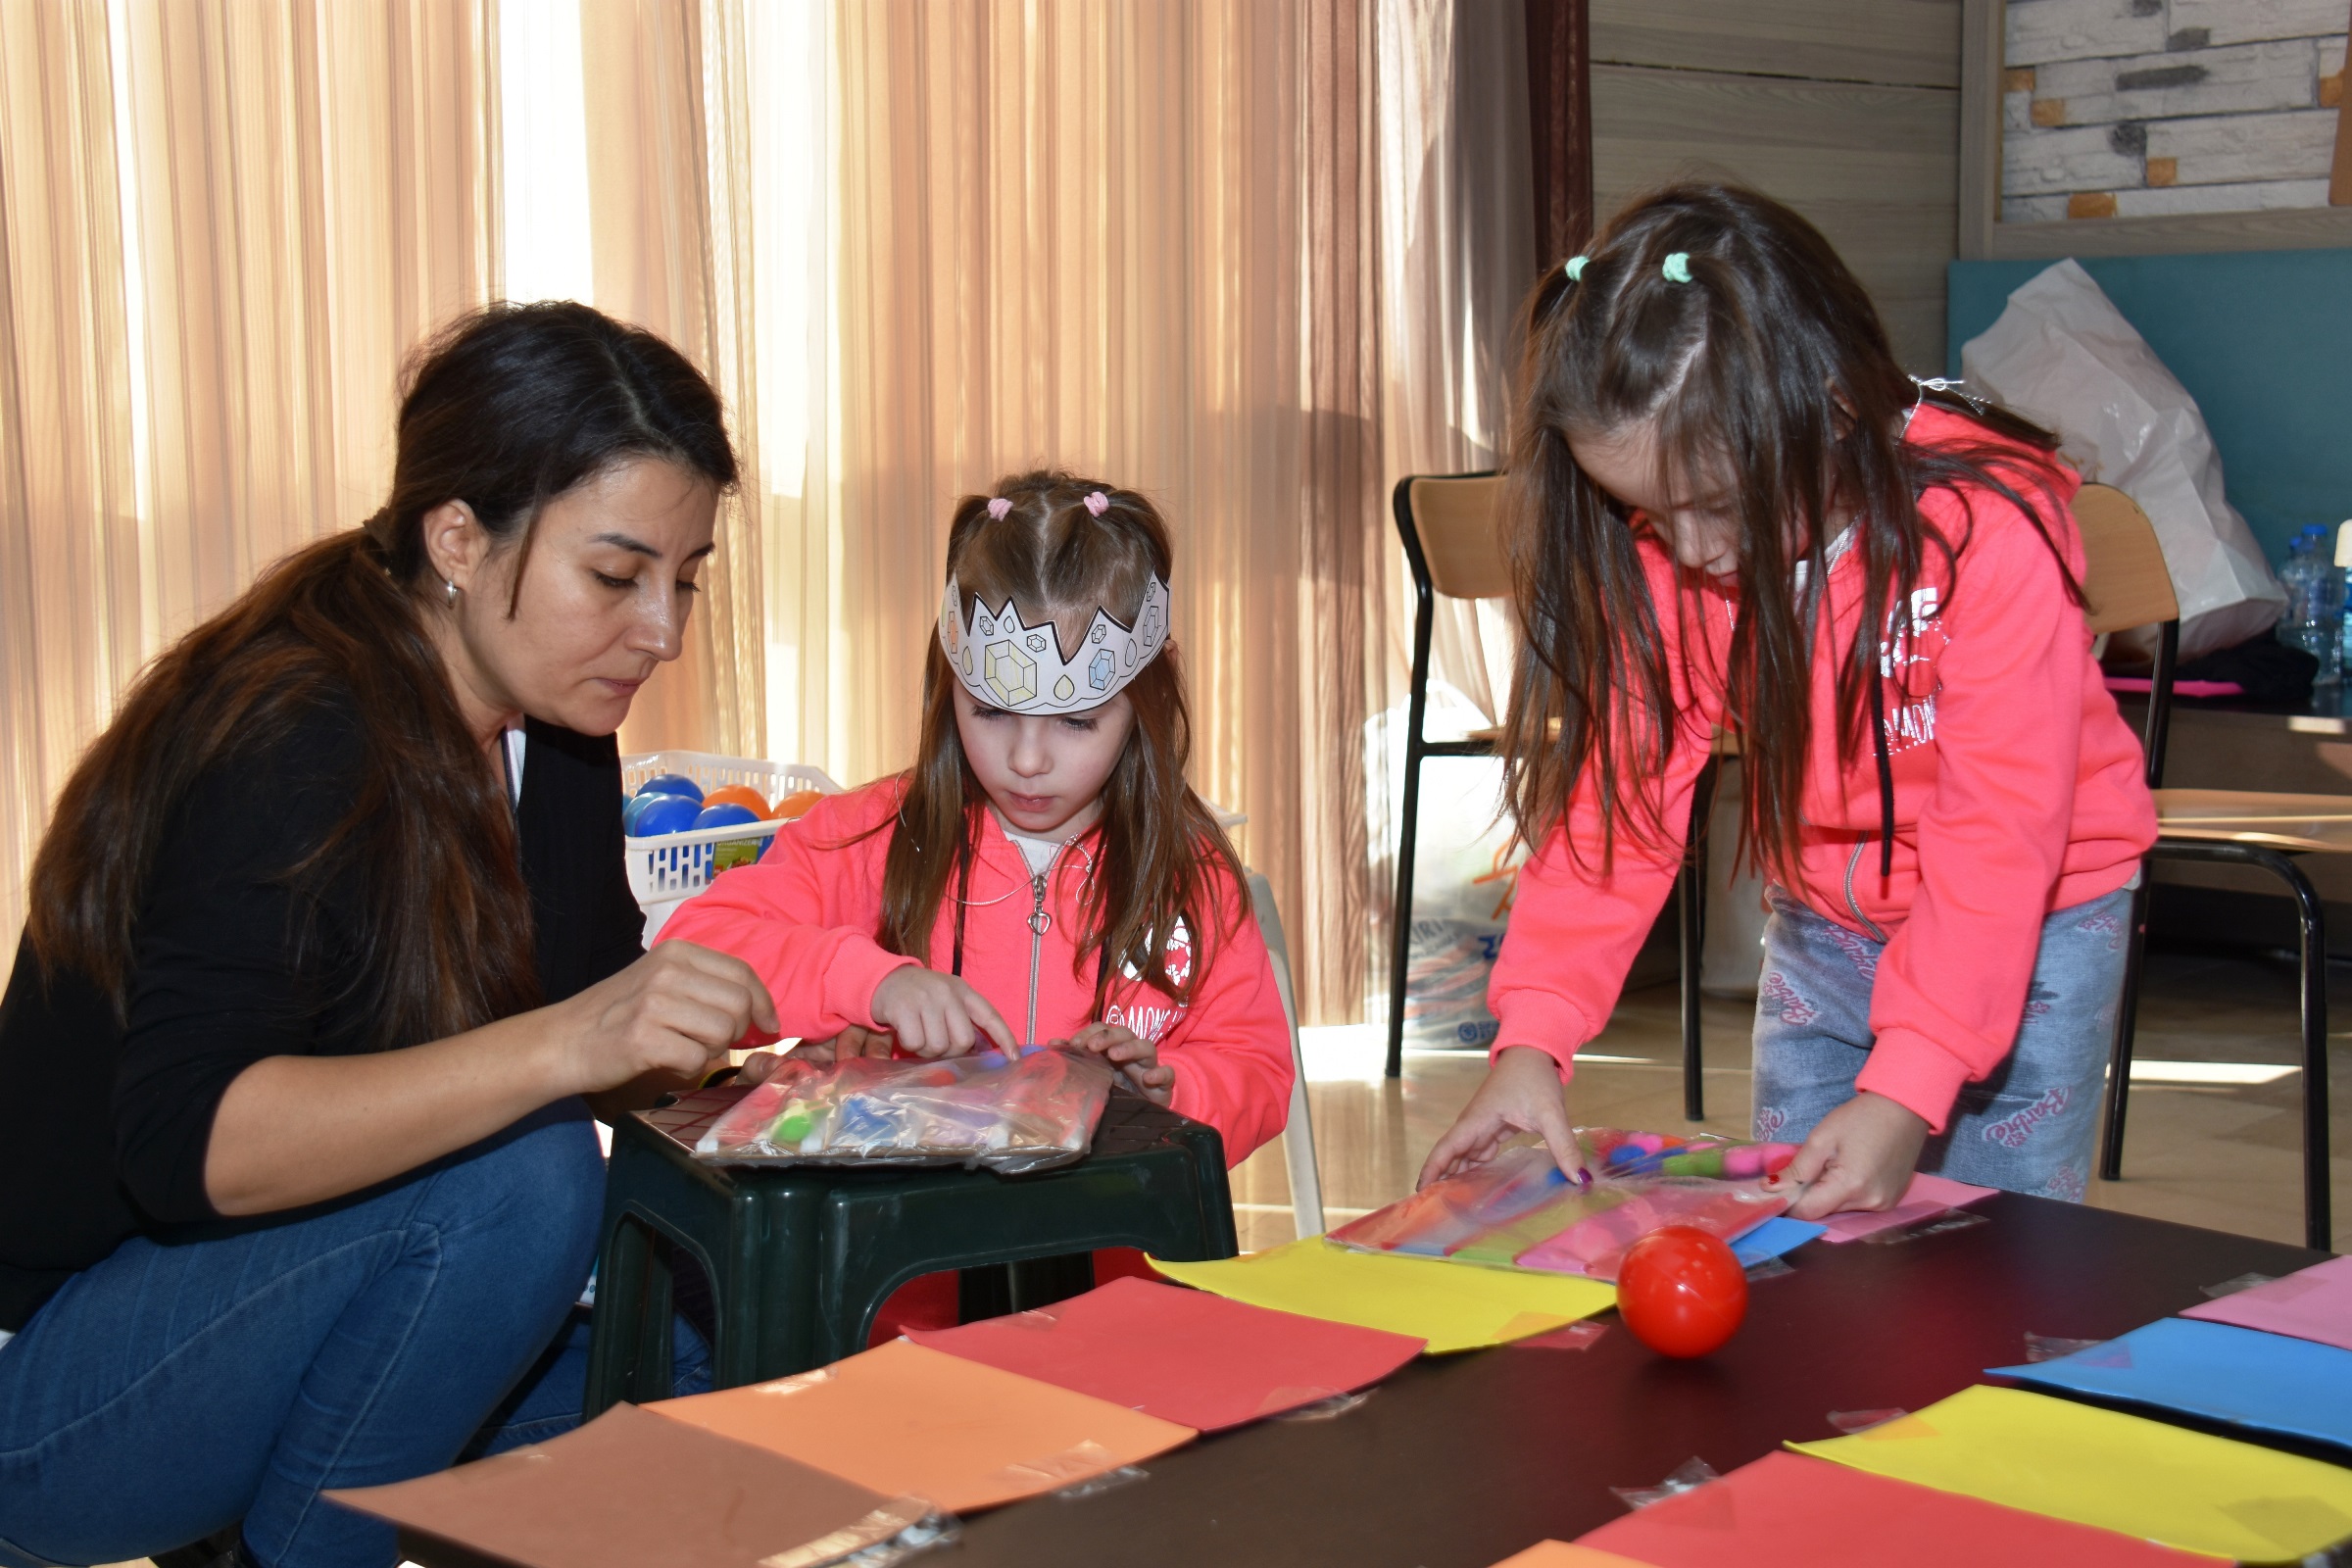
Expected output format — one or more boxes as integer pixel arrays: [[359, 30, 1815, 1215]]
[[1402, 474, 1511, 600], [2074, 482, 2179, 634]]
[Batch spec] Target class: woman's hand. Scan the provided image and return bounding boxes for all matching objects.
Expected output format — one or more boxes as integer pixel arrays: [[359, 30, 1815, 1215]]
[[557, 941, 778, 1097], [867, 965, 1015, 1058], [1060, 1022, 1174, 1104], [1416, 1046, 1588, 1190], [738, 1025, 895, 1083], [1770, 1091, 1929, 1219]]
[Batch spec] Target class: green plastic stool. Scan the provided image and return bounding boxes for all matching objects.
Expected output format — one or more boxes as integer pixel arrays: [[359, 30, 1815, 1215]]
[[582, 1083, 1237, 1415]]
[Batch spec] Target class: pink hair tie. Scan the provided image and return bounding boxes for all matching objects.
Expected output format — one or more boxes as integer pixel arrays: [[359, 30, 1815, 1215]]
[[986, 497, 1013, 520], [1084, 490, 1110, 516]]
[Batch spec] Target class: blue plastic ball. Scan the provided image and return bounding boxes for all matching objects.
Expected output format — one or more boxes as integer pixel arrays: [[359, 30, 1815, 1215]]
[[630, 794, 705, 838], [693, 803, 762, 831], [623, 791, 686, 835], [635, 772, 705, 805]]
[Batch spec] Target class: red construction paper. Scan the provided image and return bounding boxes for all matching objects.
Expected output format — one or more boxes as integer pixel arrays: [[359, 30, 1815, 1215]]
[[906, 1276, 1425, 1430], [1578, 1451, 2219, 1566]]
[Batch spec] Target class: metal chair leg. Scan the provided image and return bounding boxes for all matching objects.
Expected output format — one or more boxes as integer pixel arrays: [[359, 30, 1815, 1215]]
[[2280, 858, 2333, 1251], [1385, 744, 1425, 1082], [2135, 840, 2331, 1250], [2097, 873, 2154, 1182]]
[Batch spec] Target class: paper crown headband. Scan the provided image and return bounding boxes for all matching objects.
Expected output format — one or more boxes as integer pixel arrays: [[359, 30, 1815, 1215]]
[[938, 572, 1171, 714]]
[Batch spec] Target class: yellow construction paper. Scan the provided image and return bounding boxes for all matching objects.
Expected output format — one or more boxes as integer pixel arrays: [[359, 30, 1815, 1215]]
[[1791, 1384, 2352, 1563], [1488, 1544, 1656, 1568], [1147, 1239, 1615, 1355]]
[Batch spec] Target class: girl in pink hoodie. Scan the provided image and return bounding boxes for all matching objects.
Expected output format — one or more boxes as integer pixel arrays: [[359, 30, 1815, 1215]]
[[1421, 185, 2156, 1217], [661, 470, 1294, 1165]]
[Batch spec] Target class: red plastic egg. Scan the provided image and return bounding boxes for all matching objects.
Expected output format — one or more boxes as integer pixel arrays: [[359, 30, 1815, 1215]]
[[1617, 1224, 1747, 1358]]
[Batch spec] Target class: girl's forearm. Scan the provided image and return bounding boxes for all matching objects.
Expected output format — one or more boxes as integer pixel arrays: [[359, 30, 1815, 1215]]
[[203, 1004, 576, 1216]]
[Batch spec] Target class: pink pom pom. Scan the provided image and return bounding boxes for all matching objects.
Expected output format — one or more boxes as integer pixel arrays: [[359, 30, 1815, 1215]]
[[1084, 490, 1110, 516], [986, 497, 1013, 520]]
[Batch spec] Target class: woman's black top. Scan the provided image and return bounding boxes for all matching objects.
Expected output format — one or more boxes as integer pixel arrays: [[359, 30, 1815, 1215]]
[[0, 705, 645, 1332]]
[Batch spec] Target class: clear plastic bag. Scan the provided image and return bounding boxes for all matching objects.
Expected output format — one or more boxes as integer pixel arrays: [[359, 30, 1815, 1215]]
[[1514, 1181, 1787, 1283], [1328, 1133, 1788, 1282], [695, 1047, 1114, 1174]]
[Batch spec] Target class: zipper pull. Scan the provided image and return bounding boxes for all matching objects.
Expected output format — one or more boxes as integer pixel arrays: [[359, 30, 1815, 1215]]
[[1029, 873, 1051, 936]]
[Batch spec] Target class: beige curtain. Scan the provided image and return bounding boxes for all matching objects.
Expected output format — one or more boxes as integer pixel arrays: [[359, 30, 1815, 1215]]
[[830, 0, 1388, 1023], [580, 0, 767, 763], [1375, 0, 1532, 734], [0, 0, 498, 953], [1, 0, 1533, 1026]]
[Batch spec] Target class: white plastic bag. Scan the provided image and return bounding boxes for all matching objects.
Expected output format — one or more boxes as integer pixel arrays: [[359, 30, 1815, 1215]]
[[1960, 259, 2282, 661], [1398, 756, 1524, 1049]]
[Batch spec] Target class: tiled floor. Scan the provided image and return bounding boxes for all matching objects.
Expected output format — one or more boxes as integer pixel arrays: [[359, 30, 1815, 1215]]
[[1231, 947, 2351, 1256]]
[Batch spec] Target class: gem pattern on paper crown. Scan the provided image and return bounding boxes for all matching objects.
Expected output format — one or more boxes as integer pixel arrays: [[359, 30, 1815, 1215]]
[[939, 571, 1170, 715]]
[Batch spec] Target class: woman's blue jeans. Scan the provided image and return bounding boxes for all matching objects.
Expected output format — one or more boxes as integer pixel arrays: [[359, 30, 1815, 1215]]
[[0, 1102, 701, 1568]]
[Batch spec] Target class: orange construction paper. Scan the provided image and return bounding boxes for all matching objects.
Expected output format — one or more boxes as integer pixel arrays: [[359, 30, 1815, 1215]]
[[1489, 1544, 1658, 1568], [1578, 1451, 2221, 1566], [649, 1338, 1196, 1512], [325, 1402, 914, 1568]]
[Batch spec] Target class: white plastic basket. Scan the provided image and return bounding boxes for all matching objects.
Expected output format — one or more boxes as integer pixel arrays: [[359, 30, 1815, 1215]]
[[620, 749, 843, 911]]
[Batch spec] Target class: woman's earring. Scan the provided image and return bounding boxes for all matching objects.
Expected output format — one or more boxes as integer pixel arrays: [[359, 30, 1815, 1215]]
[[444, 579, 460, 604]]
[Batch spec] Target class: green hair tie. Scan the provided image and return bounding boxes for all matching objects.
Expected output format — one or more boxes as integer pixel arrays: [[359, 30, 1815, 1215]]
[[1662, 252, 1693, 283], [1562, 255, 1590, 282]]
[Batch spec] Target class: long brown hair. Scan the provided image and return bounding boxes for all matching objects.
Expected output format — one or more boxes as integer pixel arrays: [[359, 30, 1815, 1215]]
[[26, 302, 736, 1049], [1502, 183, 2072, 886], [877, 470, 1243, 1011]]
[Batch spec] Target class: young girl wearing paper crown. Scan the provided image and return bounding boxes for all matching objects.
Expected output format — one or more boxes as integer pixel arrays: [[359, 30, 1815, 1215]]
[[662, 470, 1294, 1164], [1421, 184, 2157, 1216]]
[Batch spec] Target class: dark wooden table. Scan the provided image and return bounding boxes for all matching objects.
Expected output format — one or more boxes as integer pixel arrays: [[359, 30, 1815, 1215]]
[[400, 1196, 2333, 1568]]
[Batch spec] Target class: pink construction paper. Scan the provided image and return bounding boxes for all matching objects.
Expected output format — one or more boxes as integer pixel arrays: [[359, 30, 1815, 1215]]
[[906, 1276, 1425, 1431], [1816, 1173, 1996, 1243], [2181, 1254, 2352, 1352]]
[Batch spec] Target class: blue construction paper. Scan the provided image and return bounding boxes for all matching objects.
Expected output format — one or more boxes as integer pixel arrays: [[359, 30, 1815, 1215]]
[[1732, 1216, 1826, 1266], [1990, 1315, 2352, 1451]]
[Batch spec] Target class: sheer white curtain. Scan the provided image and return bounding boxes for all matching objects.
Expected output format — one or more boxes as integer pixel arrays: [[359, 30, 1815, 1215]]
[[0, 0, 1534, 1026], [0, 0, 498, 953], [1368, 0, 1537, 954], [827, 0, 1390, 1022]]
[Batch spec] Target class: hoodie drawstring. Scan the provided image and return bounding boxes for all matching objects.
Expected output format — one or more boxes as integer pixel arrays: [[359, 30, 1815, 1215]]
[[1869, 660, 1895, 881]]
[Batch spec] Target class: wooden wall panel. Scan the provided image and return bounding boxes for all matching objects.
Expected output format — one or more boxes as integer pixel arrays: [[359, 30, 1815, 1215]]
[[1593, 0, 1961, 89], [1591, 0, 1963, 372]]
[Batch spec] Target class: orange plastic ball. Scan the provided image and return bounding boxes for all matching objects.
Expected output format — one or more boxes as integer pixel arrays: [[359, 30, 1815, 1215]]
[[1616, 1224, 1747, 1358], [701, 784, 773, 817], [768, 789, 822, 821]]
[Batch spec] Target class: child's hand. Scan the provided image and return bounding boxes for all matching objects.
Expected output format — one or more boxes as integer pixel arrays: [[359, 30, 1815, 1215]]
[[1770, 1091, 1929, 1219], [868, 966, 1016, 1058], [1416, 1047, 1588, 1190], [1059, 1022, 1175, 1103]]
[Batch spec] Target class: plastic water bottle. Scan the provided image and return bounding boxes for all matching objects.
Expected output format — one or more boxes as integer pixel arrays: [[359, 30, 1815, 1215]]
[[2278, 525, 2344, 685], [2335, 521, 2352, 677]]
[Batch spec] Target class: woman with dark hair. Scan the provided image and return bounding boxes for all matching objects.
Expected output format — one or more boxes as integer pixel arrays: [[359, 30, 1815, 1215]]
[[0, 303, 775, 1568], [1420, 185, 2154, 1215]]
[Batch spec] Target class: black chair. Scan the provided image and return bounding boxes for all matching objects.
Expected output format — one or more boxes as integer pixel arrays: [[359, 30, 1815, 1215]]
[[1386, 473, 1714, 1123], [2082, 482, 2335, 1250]]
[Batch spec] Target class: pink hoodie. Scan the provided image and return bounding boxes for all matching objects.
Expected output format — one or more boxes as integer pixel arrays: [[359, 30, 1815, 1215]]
[[1490, 406, 2158, 1131], [658, 779, 1295, 1164]]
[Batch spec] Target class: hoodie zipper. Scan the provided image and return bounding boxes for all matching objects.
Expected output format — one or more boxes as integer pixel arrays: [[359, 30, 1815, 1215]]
[[1024, 873, 1050, 1047], [1842, 839, 1889, 943]]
